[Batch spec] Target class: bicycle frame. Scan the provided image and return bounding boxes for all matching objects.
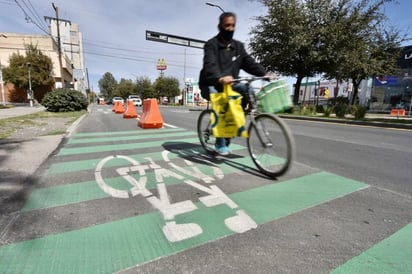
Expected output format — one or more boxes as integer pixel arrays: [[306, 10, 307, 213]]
[[204, 76, 272, 127], [197, 76, 295, 178]]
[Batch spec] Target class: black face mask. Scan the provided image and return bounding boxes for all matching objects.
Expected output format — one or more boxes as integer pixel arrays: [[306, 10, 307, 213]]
[[219, 29, 234, 41]]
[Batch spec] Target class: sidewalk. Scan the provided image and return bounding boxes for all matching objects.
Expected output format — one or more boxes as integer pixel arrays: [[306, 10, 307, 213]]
[[0, 105, 77, 213], [0, 105, 46, 120]]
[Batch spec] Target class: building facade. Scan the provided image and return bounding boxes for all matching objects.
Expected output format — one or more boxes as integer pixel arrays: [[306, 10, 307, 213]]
[[369, 45, 412, 112], [0, 21, 87, 104], [298, 79, 371, 106]]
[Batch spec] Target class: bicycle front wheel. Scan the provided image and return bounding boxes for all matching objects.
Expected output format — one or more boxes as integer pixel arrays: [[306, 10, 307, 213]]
[[247, 113, 295, 178], [197, 109, 217, 155]]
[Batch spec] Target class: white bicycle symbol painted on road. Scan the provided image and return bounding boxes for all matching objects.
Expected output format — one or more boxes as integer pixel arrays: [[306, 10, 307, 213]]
[[95, 150, 257, 242]]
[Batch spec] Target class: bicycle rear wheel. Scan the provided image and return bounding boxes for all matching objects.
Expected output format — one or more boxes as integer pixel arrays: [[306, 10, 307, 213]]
[[247, 113, 295, 178], [197, 109, 217, 155]]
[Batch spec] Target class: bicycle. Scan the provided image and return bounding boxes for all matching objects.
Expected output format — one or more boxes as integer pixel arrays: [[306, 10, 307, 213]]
[[197, 76, 295, 178]]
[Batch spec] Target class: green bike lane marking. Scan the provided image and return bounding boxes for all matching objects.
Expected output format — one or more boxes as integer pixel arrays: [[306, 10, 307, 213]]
[[57, 136, 199, 156], [47, 143, 246, 174], [22, 152, 281, 211], [67, 130, 192, 144], [330, 223, 412, 274], [0, 172, 367, 274], [71, 128, 185, 138]]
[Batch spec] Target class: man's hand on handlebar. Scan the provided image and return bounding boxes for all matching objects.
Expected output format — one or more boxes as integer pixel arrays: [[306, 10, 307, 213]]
[[218, 75, 234, 85], [221, 72, 278, 85], [265, 71, 278, 81]]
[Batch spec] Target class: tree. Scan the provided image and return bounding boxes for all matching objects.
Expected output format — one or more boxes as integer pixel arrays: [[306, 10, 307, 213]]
[[136, 76, 155, 99], [249, 0, 326, 104], [324, 0, 403, 104], [98, 72, 117, 99], [249, 0, 404, 105], [153, 76, 180, 99], [3, 43, 54, 101], [114, 78, 136, 98]]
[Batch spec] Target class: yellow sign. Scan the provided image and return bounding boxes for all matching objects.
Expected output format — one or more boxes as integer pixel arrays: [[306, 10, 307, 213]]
[[156, 58, 167, 70], [324, 88, 329, 99]]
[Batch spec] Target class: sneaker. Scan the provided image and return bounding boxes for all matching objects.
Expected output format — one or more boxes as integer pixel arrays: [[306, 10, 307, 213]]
[[215, 145, 231, 156]]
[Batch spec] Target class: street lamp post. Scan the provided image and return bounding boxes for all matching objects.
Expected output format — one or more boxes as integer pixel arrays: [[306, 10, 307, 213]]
[[27, 62, 33, 107], [184, 78, 193, 106], [0, 60, 5, 106], [315, 80, 320, 106], [205, 2, 225, 13], [0, 34, 7, 106]]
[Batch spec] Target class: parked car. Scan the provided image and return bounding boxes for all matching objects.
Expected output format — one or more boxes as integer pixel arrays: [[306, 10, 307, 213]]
[[112, 97, 124, 105], [104, 98, 113, 105], [128, 95, 142, 106]]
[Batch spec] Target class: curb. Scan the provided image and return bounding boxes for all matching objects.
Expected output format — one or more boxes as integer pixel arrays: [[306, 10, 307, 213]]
[[66, 111, 89, 137], [189, 107, 412, 130], [279, 115, 412, 130]]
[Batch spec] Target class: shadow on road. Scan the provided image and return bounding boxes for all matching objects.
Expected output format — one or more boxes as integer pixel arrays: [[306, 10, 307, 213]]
[[161, 141, 270, 180]]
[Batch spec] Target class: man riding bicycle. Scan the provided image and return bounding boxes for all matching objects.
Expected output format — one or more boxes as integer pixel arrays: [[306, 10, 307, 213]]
[[199, 11, 270, 155]]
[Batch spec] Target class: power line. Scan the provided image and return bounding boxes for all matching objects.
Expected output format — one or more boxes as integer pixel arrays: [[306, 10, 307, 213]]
[[24, 0, 49, 30], [83, 50, 200, 70], [13, 0, 48, 34], [0, 0, 15, 6], [21, 0, 43, 29], [82, 40, 202, 56]]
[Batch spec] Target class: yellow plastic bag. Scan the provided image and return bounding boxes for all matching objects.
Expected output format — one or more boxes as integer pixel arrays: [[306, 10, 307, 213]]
[[210, 84, 248, 138]]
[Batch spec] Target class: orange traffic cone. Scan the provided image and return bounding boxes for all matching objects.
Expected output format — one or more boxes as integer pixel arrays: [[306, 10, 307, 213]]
[[112, 101, 118, 112], [123, 99, 138, 119], [138, 99, 163, 129], [115, 101, 125, 114]]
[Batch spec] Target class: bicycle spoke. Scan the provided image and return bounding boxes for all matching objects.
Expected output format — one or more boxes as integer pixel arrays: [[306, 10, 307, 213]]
[[197, 109, 217, 155], [247, 114, 294, 178]]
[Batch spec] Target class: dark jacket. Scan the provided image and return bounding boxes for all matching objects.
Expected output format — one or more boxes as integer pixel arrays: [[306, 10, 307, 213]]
[[199, 35, 266, 97]]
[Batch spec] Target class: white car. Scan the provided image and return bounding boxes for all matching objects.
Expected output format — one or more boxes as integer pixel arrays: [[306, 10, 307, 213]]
[[128, 95, 142, 106], [112, 97, 124, 105]]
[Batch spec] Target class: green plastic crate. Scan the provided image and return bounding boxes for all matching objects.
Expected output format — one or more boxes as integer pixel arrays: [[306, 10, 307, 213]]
[[256, 79, 292, 113]]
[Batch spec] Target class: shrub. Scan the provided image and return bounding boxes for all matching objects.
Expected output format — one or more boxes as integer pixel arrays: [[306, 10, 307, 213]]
[[283, 105, 294, 114], [352, 105, 368, 120], [315, 105, 324, 113], [324, 107, 332, 117], [330, 96, 349, 118], [334, 104, 348, 118], [329, 96, 349, 106], [300, 105, 316, 115], [41, 88, 88, 112]]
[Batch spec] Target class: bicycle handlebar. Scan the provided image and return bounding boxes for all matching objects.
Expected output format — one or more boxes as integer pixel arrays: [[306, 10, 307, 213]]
[[232, 75, 276, 83]]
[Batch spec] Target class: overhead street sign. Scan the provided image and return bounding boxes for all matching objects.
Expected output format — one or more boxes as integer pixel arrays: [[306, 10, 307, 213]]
[[146, 30, 205, 49]]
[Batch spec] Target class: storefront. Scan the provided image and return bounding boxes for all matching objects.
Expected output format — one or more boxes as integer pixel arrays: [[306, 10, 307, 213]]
[[369, 45, 412, 112]]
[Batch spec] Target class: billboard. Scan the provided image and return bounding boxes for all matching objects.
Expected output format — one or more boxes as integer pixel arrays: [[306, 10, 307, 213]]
[[146, 30, 205, 49], [397, 45, 412, 69]]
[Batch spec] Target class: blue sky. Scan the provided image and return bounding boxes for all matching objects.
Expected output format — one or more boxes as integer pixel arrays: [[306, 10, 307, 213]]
[[0, 0, 411, 93]]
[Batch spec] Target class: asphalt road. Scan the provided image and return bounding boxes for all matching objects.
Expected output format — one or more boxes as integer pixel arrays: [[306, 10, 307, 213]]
[[0, 104, 411, 273]]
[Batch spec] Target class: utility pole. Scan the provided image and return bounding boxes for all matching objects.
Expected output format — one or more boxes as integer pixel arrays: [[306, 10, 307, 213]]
[[86, 67, 91, 104], [0, 34, 7, 105], [44, 10, 71, 88], [52, 3, 64, 86], [0, 59, 6, 106], [27, 62, 33, 107]]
